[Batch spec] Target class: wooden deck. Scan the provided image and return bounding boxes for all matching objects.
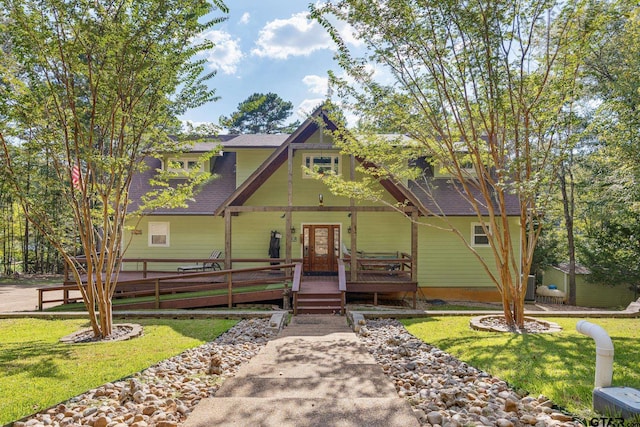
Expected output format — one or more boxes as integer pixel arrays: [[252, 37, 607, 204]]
[[43, 258, 417, 311], [41, 266, 292, 311]]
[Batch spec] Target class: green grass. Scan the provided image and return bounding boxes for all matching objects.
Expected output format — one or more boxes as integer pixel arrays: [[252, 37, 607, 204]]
[[402, 317, 640, 419], [427, 304, 499, 311], [0, 317, 237, 425]]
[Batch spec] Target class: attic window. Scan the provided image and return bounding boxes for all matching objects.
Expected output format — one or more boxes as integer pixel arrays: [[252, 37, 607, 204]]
[[471, 223, 491, 247], [303, 154, 340, 178], [166, 158, 203, 173], [434, 157, 477, 178]]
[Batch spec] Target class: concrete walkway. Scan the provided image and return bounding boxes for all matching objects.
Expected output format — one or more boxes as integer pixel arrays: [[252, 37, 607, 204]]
[[184, 315, 420, 427]]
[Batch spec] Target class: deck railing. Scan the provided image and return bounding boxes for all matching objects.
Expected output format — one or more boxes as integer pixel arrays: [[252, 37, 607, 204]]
[[43, 262, 297, 311], [344, 251, 413, 281], [64, 256, 303, 281]]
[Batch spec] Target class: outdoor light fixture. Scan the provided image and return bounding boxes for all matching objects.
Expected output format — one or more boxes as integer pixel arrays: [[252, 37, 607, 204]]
[[290, 226, 296, 234], [347, 226, 351, 234], [318, 193, 324, 207]]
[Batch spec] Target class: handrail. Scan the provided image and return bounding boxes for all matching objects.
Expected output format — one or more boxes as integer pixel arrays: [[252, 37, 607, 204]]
[[43, 263, 296, 311], [338, 259, 347, 292], [292, 263, 303, 292], [338, 259, 347, 315], [291, 263, 302, 315], [65, 256, 303, 281]]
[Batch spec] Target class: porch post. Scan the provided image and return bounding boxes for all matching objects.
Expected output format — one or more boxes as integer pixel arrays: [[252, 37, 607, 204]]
[[411, 208, 418, 282], [285, 144, 293, 265], [224, 209, 232, 270], [350, 154, 358, 282]]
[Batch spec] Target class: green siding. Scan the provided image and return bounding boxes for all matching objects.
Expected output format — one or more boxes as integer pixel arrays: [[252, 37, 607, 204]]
[[543, 267, 637, 308], [418, 217, 520, 289], [246, 150, 398, 206], [123, 216, 224, 271], [235, 149, 274, 187]]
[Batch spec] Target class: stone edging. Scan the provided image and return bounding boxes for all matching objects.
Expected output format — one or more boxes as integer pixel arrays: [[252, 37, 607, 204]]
[[470, 315, 562, 333], [60, 323, 144, 343]]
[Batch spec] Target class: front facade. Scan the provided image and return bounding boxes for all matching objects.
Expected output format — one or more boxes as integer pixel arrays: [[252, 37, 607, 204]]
[[125, 106, 521, 302]]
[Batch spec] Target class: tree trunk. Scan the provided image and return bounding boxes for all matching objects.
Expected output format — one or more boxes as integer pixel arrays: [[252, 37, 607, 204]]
[[559, 162, 577, 305]]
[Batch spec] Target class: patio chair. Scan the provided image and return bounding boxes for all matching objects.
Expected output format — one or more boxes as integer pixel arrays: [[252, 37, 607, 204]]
[[177, 250, 223, 272]]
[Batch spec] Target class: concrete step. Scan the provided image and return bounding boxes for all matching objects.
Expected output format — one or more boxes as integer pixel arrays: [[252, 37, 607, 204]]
[[183, 397, 420, 427], [215, 375, 399, 398], [249, 339, 374, 364], [233, 362, 385, 379]]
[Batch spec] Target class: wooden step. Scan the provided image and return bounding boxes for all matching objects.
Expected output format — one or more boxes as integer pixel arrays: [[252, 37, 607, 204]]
[[297, 306, 343, 315], [296, 297, 342, 307]]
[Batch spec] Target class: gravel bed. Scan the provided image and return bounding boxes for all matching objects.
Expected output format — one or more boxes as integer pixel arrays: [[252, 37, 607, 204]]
[[358, 319, 582, 427], [13, 318, 277, 427], [13, 316, 585, 427]]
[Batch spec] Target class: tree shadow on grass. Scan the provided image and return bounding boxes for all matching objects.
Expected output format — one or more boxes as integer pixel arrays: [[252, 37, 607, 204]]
[[402, 318, 640, 415], [0, 340, 73, 379]]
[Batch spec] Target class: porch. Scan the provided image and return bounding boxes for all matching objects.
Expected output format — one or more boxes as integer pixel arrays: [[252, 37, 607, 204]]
[[41, 256, 417, 312]]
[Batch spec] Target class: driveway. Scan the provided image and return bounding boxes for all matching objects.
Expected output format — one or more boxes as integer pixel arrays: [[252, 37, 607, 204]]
[[0, 283, 82, 312]]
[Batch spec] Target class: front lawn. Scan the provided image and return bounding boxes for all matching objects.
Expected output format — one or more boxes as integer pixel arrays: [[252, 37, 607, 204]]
[[0, 317, 237, 425], [402, 317, 640, 419]]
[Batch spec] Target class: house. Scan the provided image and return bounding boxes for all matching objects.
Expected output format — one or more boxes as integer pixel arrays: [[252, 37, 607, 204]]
[[543, 263, 638, 308], [125, 105, 522, 304]]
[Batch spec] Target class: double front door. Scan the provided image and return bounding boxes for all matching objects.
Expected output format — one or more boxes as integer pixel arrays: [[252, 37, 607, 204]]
[[303, 224, 340, 274]]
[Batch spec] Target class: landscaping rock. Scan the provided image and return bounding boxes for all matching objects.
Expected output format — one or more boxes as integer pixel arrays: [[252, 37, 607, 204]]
[[357, 319, 581, 427], [15, 318, 277, 427]]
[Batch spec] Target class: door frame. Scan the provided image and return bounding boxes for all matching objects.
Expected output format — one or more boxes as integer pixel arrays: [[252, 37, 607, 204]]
[[300, 222, 343, 274]]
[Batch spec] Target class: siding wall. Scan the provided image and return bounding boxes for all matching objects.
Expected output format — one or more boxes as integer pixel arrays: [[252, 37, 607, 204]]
[[543, 267, 637, 308], [124, 215, 223, 271], [235, 149, 274, 187], [123, 212, 516, 294]]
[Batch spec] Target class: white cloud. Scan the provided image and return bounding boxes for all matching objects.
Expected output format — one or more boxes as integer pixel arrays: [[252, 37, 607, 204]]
[[302, 75, 328, 95], [195, 30, 244, 75], [239, 12, 250, 25], [296, 98, 325, 119], [251, 12, 334, 59]]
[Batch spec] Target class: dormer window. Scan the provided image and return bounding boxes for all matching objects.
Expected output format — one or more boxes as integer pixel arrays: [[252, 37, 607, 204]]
[[164, 157, 204, 174], [434, 157, 477, 178], [303, 154, 340, 178]]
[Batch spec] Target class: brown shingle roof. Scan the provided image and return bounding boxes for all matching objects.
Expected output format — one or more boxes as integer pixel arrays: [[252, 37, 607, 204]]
[[128, 152, 237, 215], [409, 178, 520, 216]]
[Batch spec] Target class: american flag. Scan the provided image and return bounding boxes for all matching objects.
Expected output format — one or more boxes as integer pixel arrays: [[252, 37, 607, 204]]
[[71, 163, 81, 190]]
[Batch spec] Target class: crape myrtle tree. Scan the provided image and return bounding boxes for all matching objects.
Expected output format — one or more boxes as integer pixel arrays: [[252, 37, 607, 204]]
[[0, 0, 227, 338], [312, 0, 592, 329], [220, 92, 301, 134]]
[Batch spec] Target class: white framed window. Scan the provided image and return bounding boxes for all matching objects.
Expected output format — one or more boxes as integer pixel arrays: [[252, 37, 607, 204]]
[[303, 154, 340, 178], [166, 157, 204, 173], [434, 159, 477, 178], [471, 223, 490, 246], [148, 222, 170, 247]]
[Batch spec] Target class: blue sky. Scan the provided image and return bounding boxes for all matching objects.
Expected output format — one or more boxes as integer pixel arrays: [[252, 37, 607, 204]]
[[182, 1, 363, 130]]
